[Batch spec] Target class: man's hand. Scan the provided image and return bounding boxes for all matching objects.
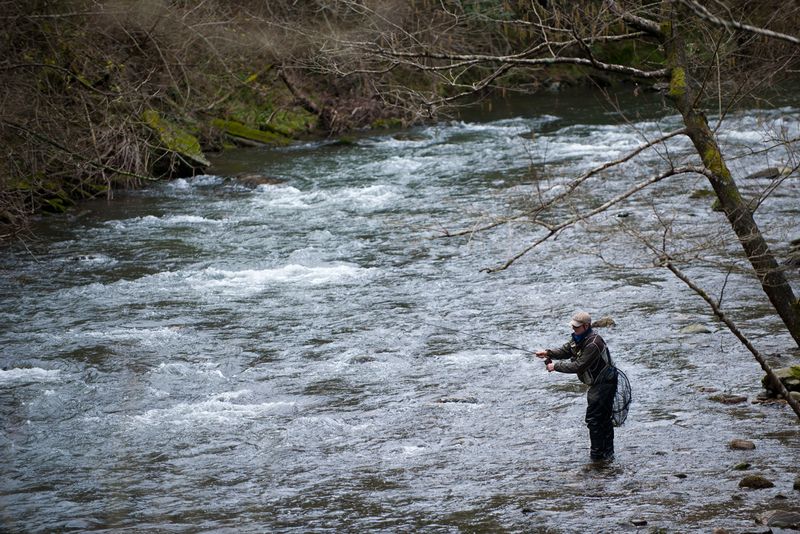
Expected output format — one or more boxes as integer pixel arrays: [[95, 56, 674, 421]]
[[534, 350, 548, 359], [546, 362, 555, 372]]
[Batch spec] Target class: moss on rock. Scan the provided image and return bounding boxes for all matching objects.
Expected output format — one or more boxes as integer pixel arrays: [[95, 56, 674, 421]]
[[142, 110, 210, 168], [211, 118, 291, 146]]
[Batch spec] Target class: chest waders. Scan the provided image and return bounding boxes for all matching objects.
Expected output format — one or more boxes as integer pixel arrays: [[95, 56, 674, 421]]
[[584, 346, 617, 461]]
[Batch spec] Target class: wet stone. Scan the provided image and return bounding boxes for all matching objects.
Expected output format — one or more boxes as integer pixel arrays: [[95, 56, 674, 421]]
[[758, 510, 800, 529], [592, 316, 616, 328], [729, 439, 756, 450], [739, 474, 775, 489], [710, 394, 748, 404]]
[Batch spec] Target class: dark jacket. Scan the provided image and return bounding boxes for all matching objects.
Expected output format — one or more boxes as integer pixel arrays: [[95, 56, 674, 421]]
[[546, 329, 613, 385]]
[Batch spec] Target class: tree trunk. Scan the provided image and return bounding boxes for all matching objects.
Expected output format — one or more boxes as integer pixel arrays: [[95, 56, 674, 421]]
[[660, 18, 800, 347]]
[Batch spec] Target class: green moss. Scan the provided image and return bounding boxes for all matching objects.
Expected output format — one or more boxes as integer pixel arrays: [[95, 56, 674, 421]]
[[668, 67, 686, 98], [142, 110, 209, 167], [211, 118, 291, 146], [371, 117, 403, 130], [790, 366, 800, 380]]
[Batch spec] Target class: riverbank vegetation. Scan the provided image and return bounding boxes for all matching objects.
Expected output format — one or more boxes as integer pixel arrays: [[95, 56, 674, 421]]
[[0, 1, 675, 239], [0, 1, 427, 237]]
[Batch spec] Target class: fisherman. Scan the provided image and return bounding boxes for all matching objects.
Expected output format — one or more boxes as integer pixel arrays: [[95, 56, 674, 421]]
[[535, 311, 618, 461]]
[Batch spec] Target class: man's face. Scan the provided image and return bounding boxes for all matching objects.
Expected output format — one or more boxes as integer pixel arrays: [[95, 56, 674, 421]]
[[572, 323, 588, 334]]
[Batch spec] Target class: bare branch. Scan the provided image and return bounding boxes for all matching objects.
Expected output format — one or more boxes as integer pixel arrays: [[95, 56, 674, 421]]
[[663, 261, 800, 420], [679, 0, 800, 45], [359, 44, 670, 79], [606, 0, 664, 38], [482, 165, 707, 273], [442, 128, 688, 238]]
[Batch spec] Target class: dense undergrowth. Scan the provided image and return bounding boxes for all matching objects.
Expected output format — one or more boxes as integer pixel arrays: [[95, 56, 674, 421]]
[[0, 1, 399, 238], [0, 0, 679, 239]]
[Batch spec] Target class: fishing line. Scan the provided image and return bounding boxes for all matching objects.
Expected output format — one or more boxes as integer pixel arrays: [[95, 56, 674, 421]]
[[422, 321, 531, 353]]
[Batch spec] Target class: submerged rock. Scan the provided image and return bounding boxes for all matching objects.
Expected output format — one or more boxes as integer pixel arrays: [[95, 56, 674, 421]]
[[689, 188, 715, 199], [233, 173, 287, 188], [680, 323, 711, 334], [436, 396, 479, 404], [710, 394, 748, 405], [744, 166, 793, 180], [739, 474, 774, 489]]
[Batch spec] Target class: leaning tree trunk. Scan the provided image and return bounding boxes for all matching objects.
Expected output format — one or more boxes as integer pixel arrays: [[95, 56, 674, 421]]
[[659, 19, 800, 347]]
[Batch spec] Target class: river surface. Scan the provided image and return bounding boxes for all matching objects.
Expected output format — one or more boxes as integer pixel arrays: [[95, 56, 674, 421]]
[[2, 90, 799, 533]]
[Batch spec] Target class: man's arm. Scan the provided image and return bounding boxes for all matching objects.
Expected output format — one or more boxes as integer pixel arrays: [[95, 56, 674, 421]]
[[553, 340, 600, 374]]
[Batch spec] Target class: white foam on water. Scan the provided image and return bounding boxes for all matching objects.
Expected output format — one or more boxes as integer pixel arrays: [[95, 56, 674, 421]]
[[132, 397, 295, 426], [66, 326, 184, 347], [168, 178, 191, 190], [167, 174, 225, 190], [252, 185, 324, 210], [188, 174, 225, 187], [0, 368, 62, 386], [335, 185, 401, 210], [214, 389, 252, 401], [152, 361, 227, 379], [60, 259, 370, 303], [58, 253, 117, 267], [106, 214, 229, 230], [186, 263, 368, 292]]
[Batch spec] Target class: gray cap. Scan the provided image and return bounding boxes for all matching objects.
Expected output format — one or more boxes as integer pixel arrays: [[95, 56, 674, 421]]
[[570, 311, 591, 327]]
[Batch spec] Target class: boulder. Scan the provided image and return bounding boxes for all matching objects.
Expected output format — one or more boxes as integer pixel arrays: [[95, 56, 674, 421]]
[[729, 439, 756, 450], [761, 366, 800, 397], [739, 474, 774, 489], [592, 316, 616, 328], [744, 166, 793, 180], [142, 109, 210, 176], [758, 510, 800, 529]]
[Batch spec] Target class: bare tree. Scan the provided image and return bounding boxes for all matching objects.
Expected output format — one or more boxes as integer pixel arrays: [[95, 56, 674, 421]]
[[309, 0, 800, 349]]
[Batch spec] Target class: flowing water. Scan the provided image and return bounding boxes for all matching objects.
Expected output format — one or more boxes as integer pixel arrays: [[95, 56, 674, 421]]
[[2, 90, 799, 533]]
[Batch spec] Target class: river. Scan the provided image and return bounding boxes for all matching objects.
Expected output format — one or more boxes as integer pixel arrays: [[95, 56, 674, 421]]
[[1, 89, 799, 532]]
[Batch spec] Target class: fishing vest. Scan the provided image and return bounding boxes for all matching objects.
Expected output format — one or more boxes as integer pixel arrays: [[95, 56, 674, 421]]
[[572, 332, 615, 385]]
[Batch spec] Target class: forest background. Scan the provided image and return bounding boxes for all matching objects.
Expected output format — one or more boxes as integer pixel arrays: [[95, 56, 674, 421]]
[[9, 0, 796, 236]]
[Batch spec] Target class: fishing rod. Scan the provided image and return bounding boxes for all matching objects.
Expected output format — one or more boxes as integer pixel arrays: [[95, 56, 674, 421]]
[[425, 322, 528, 352], [423, 322, 551, 364]]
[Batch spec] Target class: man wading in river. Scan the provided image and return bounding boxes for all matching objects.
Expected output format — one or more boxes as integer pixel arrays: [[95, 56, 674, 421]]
[[536, 311, 618, 462]]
